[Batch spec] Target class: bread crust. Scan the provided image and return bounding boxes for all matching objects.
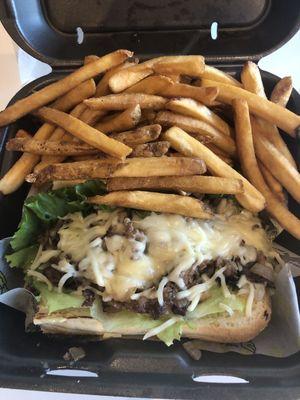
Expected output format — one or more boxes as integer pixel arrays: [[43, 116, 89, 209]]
[[33, 294, 271, 343]]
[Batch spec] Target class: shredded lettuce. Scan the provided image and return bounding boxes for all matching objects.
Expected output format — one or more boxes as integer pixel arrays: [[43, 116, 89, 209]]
[[34, 282, 85, 314], [6, 180, 107, 268], [157, 320, 185, 346]]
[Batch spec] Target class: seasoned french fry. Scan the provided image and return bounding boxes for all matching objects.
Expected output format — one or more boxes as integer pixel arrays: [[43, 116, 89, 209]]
[[110, 124, 162, 146], [163, 126, 265, 212], [205, 143, 233, 165], [35, 107, 132, 159], [0, 80, 96, 195], [253, 131, 300, 203], [129, 141, 170, 157], [152, 56, 205, 77], [201, 79, 300, 136], [233, 98, 300, 239], [139, 109, 157, 124], [29, 156, 206, 184], [85, 94, 167, 111], [124, 75, 173, 94], [155, 111, 236, 156], [52, 180, 86, 190], [107, 175, 243, 194], [241, 61, 296, 168], [270, 76, 293, 107], [88, 191, 212, 219], [258, 161, 286, 204], [0, 50, 132, 127], [202, 65, 242, 87], [241, 61, 266, 98], [6, 138, 99, 156], [94, 104, 141, 133], [161, 83, 218, 106], [166, 98, 231, 136]]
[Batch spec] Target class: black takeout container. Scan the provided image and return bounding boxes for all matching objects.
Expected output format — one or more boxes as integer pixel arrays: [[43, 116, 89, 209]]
[[0, 1, 300, 398]]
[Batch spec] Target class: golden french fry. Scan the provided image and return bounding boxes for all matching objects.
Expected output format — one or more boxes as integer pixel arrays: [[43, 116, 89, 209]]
[[6, 138, 99, 156], [71, 154, 103, 162], [258, 161, 286, 204], [270, 76, 293, 107], [29, 156, 206, 184], [0, 80, 96, 195], [205, 143, 233, 165], [253, 130, 300, 203], [110, 124, 162, 146], [88, 190, 212, 219], [233, 98, 300, 239], [84, 55, 100, 64], [202, 65, 242, 87], [52, 180, 86, 190], [241, 61, 266, 98], [201, 79, 300, 136], [94, 104, 141, 133], [161, 83, 218, 106], [108, 55, 203, 93], [241, 61, 296, 168], [155, 111, 236, 156], [163, 126, 265, 212], [124, 75, 173, 94], [129, 141, 170, 157], [107, 175, 243, 194], [34, 103, 88, 172], [0, 50, 132, 127], [139, 109, 157, 124], [84, 93, 167, 111], [152, 56, 205, 77], [166, 98, 231, 136], [35, 107, 132, 159]]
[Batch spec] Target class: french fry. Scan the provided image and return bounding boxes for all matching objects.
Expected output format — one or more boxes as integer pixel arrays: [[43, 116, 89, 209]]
[[240, 61, 296, 168], [29, 156, 206, 184], [161, 83, 218, 106], [163, 126, 265, 212], [155, 111, 236, 155], [71, 154, 103, 162], [129, 141, 170, 157], [6, 138, 99, 156], [152, 56, 205, 77], [270, 76, 293, 107], [108, 55, 203, 93], [0, 50, 132, 127], [202, 65, 242, 87], [233, 98, 300, 239], [107, 175, 243, 194], [205, 143, 233, 165], [258, 161, 286, 204], [0, 80, 96, 195], [88, 191, 212, 220], [110, 124, 162, 146], [241, 61, 266, 98], [35, 107, 132, 159], [94, 104, 141, 133], [253, 131, 300, 203], [84, 94, 167, 111], [52, 180, 86, 190], [124, 75, 173, 94], [201, 79, 300, 136], [166, 98, 231, 136], [84, 55, 100, 64], [139, 109, 157, 124]]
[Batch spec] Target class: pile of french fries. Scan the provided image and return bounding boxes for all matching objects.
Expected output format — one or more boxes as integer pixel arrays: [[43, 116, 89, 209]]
[[0, 50, 299, 238]]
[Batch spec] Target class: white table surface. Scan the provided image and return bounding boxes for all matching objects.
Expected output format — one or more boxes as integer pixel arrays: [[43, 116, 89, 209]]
[[0, 20, 299, 400]]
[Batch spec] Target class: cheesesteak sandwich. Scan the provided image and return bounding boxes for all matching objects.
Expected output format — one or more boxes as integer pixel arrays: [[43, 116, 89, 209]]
[[6, 180, 279, 346]]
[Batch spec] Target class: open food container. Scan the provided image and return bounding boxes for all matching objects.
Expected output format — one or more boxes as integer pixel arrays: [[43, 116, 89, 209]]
[[0, 0, 299, 398]]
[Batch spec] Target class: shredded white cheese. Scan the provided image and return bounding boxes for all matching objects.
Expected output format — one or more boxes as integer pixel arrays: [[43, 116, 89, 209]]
[[219, 302, 234, 316], [27, 270, 53, 291], [157, 277, 169, 306], [143, 317, 180, 340]]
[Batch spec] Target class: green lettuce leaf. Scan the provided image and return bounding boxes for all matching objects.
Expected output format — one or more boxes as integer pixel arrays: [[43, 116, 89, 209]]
[[157, 320, 184, 346], [5, 244, 39, 269], [34, 282, 84, 314], [6, 180, 107, 268], [187, 288, 245, 320]]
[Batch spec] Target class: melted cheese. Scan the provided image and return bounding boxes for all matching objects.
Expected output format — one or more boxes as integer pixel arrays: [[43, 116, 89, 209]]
[[33, 205, 275, 305]]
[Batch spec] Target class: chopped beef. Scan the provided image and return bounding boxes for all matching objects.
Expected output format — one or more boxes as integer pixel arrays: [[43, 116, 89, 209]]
[[43, 266, 82, 291], [82, 289, 95, 307]]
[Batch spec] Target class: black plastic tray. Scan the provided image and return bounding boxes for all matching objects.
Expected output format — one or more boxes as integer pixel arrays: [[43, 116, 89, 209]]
[[0, 0, 300, 399]]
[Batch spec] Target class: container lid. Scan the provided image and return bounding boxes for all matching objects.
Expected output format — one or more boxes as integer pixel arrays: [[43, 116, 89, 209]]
[[1, 0, 300, 67]]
